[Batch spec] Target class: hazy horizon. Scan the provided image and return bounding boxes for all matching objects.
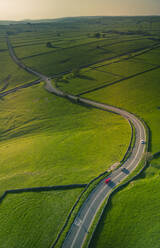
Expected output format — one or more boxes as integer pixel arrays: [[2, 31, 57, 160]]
[[1, 14, 160, 22], [0, 0, 160, 21]]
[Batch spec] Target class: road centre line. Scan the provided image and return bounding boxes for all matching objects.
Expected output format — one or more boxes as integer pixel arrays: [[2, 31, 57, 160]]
[[69, 115, 145, 248]]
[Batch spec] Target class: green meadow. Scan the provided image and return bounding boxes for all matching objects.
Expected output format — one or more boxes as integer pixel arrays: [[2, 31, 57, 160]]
[[0, 84, 131, 197], [58, 69, 120, 95], [0, 74, 130, 247], [89, 156, 160, 248], [21, 37, 156, 76], [85, 45, 160, 248], [0, 50, 38, 91], [1, 16, 160, 247], [0, 189, 82, 248], [85, 67, 160, 153]]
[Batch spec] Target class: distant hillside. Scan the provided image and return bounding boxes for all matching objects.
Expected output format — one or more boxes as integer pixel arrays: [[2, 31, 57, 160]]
[[0, 15, 160, 25]]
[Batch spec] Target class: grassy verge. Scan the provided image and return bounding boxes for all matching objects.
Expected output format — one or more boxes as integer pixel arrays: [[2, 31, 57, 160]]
[[82, 47, 160, 248], [54, 171, 110, 248], [54, 110, 138, 248], [82, 108, 150, 248], [84, 154, 149, 248], [88, 157, 160, 248], [119, 120, 135, 166]]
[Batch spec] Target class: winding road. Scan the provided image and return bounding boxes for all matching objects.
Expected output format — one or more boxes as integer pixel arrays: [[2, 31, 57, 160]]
[[61, 97, 146, 248], [7, 36, 146, 248]]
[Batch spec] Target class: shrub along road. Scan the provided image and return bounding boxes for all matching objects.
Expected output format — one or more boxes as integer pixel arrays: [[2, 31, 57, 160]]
[[7, 36, 146, 248]]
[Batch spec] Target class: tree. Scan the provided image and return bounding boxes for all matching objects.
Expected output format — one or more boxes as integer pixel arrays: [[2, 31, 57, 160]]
[[46, 42, 53, 48], [72, 68, 80, 78], [94, 32, 101, 38]]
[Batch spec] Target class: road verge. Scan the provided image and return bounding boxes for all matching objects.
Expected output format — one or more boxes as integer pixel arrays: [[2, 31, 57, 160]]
[[83, 117, 150, 248]]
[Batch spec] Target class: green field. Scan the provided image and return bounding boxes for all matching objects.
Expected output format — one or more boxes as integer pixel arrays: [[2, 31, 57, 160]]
[[134, 47, 160, 65], [93, 58, 155, 77], [1, 16, 160, 247], [21, 37, 156, 77], [58, 69, 120, 95], [0, 83, 131, 196], [89, 158, 160, 248], [0, 189, 82, 248], [0, 40, 7, 50], [85, 66, 160, 154], [0, 51, 38, 91], [84, 44, 160, 248], [13, 36, 149, 59], [13, 37, 115, 58]]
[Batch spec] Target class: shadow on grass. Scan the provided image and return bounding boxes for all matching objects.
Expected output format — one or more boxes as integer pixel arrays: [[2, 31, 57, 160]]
[[0, 184, 87, 205], [147, 124, 152, 153], [134, 152, 160, 180], [153, 151, 160, 159], [89, 193, 114, 248], [60, 58, 71, 64], [89, 159, 151, 247], [0, 123, 43, 142], [77, 74, 95, 81], [59, 79, 70, 84]]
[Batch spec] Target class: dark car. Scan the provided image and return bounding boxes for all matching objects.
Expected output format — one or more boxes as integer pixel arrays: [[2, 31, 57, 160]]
[[141, 140, 145, 144]]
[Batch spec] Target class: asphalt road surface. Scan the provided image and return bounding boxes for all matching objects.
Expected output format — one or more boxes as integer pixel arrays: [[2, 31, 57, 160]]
[[61, 97, 146, 248], [7, 36, 146, 248], [7, 36, 64, 97]]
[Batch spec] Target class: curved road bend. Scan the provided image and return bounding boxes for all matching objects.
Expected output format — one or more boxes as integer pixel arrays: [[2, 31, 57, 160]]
[[61, 96, 146, 248], [6, 36, 64, 97], [7, 37, 146, 248]]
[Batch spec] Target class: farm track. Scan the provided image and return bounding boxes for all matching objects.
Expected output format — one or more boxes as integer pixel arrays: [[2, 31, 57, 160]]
[[6, 36, 147, 248]]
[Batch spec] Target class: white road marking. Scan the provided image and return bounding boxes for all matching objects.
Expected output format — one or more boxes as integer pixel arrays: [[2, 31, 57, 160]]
[[74, 218, 82, 227], [7, 39, 146, 248], [69, 107, 146, 248]]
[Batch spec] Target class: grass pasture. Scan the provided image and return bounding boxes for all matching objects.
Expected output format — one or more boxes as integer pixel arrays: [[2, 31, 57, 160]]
[[0, 83, 131, 196], [133, 47, 160, 66], [104, 38, 156, 55], [0, 189, 83, 248], [14, 43, 58, 59], [85, 63, 160, 154], [84, 43, 160, 248], [13, 37, 114, 58], [1, 16, 160, 248], [13, 35, 147, 59], [21, 37, 157, 77], [93, 58, 155, 78], [0, 38, 7, 50], [0, 51, 38, 91], [58, 69, 120, 95], [89, 168, 160, 248]]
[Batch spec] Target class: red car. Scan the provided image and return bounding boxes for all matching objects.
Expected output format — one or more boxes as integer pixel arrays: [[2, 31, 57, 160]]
[[105, 178, 111, 184]]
